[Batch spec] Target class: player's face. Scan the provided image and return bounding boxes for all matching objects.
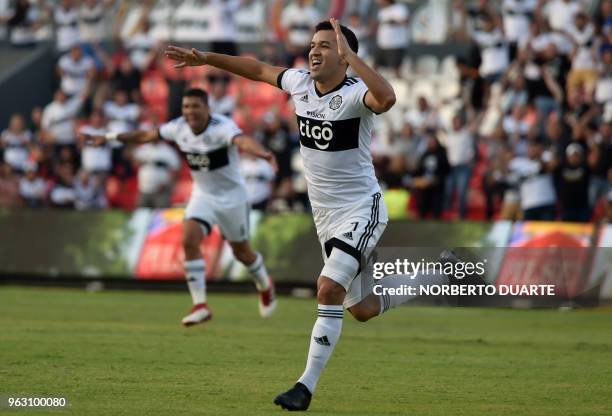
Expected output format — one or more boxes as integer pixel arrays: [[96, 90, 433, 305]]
[[182, 96, 209, 131], [309, 30, 344, 81]]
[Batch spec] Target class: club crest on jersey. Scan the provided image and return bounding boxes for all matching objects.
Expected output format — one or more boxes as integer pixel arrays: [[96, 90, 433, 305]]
[[329, 95, 342, 110]]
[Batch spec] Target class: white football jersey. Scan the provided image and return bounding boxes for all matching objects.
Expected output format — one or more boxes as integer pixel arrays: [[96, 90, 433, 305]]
[[277, 68, 381, 208], [158, 114, 248, 206]]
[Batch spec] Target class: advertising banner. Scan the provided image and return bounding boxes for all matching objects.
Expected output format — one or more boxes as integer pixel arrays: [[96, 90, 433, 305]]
[[495, 222, 595, 298]]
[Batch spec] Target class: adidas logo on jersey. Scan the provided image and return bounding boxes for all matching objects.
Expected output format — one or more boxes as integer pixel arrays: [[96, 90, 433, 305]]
[[342, 232, 353, 240], [314, 335, 330, 346], [299, 94, 309, 103]]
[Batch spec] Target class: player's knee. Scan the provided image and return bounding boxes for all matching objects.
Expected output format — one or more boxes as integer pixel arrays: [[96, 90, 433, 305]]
[[182, 225, 202, 253], [317, 277, 346, 305], [348, 305, 377, 323]]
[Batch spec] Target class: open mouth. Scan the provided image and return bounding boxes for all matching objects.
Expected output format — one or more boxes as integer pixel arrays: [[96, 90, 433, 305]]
[[311, 59, 322, 69]]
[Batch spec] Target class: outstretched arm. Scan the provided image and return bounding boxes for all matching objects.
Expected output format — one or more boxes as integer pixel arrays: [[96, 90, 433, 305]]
[[165, 46, 287, 88], [80, 129, 160, 146], [330, 18, 396, 113], [233, 134, 278, 172]]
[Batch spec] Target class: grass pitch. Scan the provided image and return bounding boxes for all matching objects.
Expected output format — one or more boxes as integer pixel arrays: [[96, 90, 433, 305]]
[[1, 286, 611, 416]]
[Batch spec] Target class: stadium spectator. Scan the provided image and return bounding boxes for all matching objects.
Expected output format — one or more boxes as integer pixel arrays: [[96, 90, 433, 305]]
[[509, 139, 557, 220], [554, 143, 591, 221], [240, 153, 275, 211], [74, 168, 106, 209], [501, 0, 538, 60], [542, 0, 583, 33], [19, 161, 47, 208], [589, 120, 612, 209], [595, 47, 612, 104], [1, 113, 32, 172], [49, 162, 76, 208], [57, 44, 95, 97], [0, 161, 22, 208], [206, 0, 240, 55], [132, 138, 180, 208], [207, 70, 236, 117], [404, 96, 440, 135], [124, 16, 157, 72], [280, 0, 321, 66], [41, 89, 87, 154], [565, 11, 597, 100], [410, 132, 450, 219], [483, 143, 514, 219], [108, 48, 142, 103], [54, 0, 80, 53], [78, 0, 108, 45], [234, 0, 268, 43], [257, 111, 297, 204], [374, 0, 409, 78], [103, 89, 140, 134], [79, 110, 112, 185], [3, 0, 45, 47], [473, 13, 509, 87], [443, 113, 478, 219]]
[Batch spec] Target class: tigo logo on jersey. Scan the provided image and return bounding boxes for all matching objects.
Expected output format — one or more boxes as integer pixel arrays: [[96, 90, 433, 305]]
[[329, 95, 342, 110], [297, 115, 360, 152]]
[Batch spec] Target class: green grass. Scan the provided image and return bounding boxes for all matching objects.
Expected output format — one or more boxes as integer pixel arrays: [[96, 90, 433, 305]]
[[1, 287, 611, 416]]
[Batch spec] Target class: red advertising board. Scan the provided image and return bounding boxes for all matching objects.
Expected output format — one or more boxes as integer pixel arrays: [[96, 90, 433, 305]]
[[496, 222, 595, 298], [135, 209, 225, 280]]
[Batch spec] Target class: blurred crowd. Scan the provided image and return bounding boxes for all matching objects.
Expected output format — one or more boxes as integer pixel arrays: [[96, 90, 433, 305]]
[[0, 0, 611, 223]]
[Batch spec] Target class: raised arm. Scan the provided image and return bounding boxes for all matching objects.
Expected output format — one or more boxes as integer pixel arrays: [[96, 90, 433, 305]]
[[233, 134, 278, 172], [165, 46, 287, 88], [330, 18, 396, 114]]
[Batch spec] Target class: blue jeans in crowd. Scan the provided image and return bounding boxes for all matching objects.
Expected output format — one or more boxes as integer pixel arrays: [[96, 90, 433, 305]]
[[444, 164, 472, 219]]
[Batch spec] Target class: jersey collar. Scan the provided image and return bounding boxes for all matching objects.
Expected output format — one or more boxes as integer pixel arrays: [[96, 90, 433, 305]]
[[313, 76, 348, 98]]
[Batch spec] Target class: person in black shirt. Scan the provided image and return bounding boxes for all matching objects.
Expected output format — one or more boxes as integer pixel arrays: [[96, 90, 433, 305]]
[[408, 131, 450, 219], [554, 143, 591, 222]]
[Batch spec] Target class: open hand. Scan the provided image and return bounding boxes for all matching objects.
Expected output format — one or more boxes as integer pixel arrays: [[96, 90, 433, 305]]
[[165, 45, 207, 68], [329, 18, 353, 61]]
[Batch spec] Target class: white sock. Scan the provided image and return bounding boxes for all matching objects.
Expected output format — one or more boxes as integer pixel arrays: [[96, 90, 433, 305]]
[[378, 272, 448, 314], [297, 304, 343, 393], [184, 259, 206, 305], [247, 252, 270, 291]]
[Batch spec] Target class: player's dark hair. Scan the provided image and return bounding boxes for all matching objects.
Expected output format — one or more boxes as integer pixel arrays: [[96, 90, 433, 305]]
[[314, 21, 359, 54], [183, 88, 208, 105]]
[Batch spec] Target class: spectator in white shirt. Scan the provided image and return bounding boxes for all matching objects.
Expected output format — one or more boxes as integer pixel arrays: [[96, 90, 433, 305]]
[[41, 89, 86, 152], [374, 0, 409, 78], [50, 162, 76, 208], [544, 0, 583, 33], [1, 113, 32, 172], [57, 44, 95, 97], [508, 139, 557, 220], [19, 162, 47, 208], [78, 110, 112, 177], [240, 152, 275, 211], [404, 96, 440, 135], [502, 0, 537, 59], [472, 13, 509, 85], [54, 0, 80, 53], [133, 138, 180, 208], [234, 0, 268, 43], [443, 113, 477, 219], [280, 0, 321, 66], [103, 89, 140, 134], [125, 17, 158, 72]]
